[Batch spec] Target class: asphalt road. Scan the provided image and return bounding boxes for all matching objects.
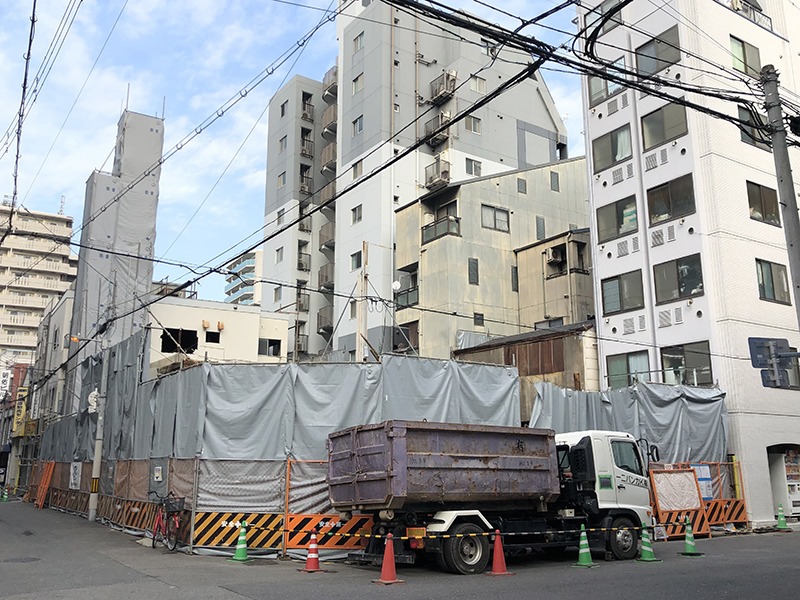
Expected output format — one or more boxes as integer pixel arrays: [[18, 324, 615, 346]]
[[1, 499, 798, 600]]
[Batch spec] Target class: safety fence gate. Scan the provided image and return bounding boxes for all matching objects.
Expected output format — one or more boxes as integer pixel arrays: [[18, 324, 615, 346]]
[[26, 458, 372, 556]]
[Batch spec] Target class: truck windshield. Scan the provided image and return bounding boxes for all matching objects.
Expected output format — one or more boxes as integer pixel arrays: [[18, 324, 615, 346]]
[[611, 440, 643, 475]]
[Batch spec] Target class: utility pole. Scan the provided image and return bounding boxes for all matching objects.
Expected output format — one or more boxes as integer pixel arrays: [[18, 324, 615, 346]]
[[87, 345, 108, 522], [762, 65, 800, 332], [356, 241, 368, 362]]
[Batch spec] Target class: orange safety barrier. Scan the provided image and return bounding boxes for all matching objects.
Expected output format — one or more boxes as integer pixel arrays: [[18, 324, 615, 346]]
[[650, 468, 711, 539], [285, 514, 373, 549]]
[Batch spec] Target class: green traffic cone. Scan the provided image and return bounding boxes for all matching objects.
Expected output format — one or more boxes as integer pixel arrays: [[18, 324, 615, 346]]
[[227, 521, 254, 563], [636, 527, 661, 563], [572, 524, 598, 568], [1, 486, 7, 502], [679, 516, 704, 557], [776, 503, 792, 531]]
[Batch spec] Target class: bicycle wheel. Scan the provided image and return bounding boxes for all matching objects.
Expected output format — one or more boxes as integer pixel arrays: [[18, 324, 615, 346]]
[[166, 514, 178, 551], [151, 511, 160, 549]]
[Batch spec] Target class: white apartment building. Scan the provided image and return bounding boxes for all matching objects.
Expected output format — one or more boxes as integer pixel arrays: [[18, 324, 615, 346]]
[[579, 0, 800, 523], [224, 249, 263, 306], [261, 2, 568, 359], [0, 203, 77, 364]]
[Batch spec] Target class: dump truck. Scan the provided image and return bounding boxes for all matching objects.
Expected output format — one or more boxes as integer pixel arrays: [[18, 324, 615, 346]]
[[327, 420, 657, 574]]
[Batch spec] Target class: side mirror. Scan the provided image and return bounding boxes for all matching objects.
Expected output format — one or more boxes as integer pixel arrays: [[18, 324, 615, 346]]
[[648, 445, 660, 464]]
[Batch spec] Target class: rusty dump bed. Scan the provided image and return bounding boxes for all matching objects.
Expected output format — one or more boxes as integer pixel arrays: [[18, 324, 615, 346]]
[[327, 421, 560, 511]]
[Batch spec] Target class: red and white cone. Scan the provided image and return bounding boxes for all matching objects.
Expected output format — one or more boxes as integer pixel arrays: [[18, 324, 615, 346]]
[[372, 533, 405, 585], [485, 530, 514, 576], [300, 529, 326, 573]]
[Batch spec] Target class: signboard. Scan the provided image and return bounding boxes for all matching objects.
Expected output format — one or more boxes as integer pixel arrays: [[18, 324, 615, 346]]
[[0, 370, 11, 395], [12, 399, 26, 434], [690, 464, 714, 501], [0, 466, 5, 486], [24, 421, 36, 436], [154, 466, 163, 483], [69, 462, 82, 491]]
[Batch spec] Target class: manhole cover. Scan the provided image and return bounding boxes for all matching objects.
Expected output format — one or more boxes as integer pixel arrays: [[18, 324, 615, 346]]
[[22, 530, 34, 536], [2, 557, 40, 563]]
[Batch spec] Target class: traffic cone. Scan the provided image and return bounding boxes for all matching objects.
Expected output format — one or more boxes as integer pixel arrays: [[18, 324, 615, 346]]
[[572, 524, 598, 568], [227, 521, 254, 563], [485, 530, 514, 576], [776, 504, 792, 531], [678, 516, 704, 557], [636, 527, 661, 563], [372, 533, 405, 585], [1, 486, 7, 502], [300, 529, 325, 573]]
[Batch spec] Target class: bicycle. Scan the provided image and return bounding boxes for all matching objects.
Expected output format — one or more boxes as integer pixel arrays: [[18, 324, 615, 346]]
[[148, 490, 184, 551]]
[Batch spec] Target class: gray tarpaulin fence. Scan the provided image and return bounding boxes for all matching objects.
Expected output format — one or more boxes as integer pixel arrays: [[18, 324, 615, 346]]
[[529, 381, 728, 463]]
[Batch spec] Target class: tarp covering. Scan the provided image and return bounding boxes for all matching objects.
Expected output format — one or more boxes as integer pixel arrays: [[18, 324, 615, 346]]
[[529, 381, 728, 463], [197, 460, 285, 513]]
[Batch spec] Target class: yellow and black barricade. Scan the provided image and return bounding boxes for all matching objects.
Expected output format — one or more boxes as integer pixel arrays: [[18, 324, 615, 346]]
[[192, 512, 283, 549], [285, 514, 373, 549]]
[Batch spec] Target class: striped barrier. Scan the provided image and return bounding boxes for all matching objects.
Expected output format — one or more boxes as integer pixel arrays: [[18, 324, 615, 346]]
[[285, 514, 373, 549], [192, 512, 284, 550], [704, 499, 726, 525], [725, 498, 747, 524], [656, 509, 710, 539]]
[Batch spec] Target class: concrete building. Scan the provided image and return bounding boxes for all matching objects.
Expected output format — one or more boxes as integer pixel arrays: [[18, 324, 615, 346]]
[[0, 203, 77, 364], [260, 4, 569, 360], [578, 0, 800, 523], [224, 249, 263, 306], [394, 160, 589, 358], [31, 290, 74, 422]]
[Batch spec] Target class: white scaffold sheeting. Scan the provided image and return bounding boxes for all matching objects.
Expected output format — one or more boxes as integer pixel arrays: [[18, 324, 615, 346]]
[[529, 381, 728, 463]]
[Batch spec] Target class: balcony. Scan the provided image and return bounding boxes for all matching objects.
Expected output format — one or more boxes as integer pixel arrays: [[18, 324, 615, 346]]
[[317, 304, 333, 334], [226, 285, 254, 303], [300, 138, 314, 158], [318, 262, 335, 289], [430, 71, 457, 106], [0, 274, 71, 293], [323, 65, 338, 101], [298, 216, 312, 233], [299, 175, 314, 195], [714, 0, 772, 30], [10, 219, 72, 239], [319, 180, 336, 208], [0, 334, 36, 348], [296, 292, 310, 312], [422, 215, 460, 244], [424, 112, 451, 147], [424, 158, 450, 190], [321, 142, 337, 175], [4, 236, 70, 256], [0, 255, 74, 275], [297, 252, 311, 272], [295, 334, 308, 353], [395, 286, 419, 310], [0, 314, 41, 328], [301, 102, 314, 122], [227, 257, 255, 274], [0, 294, 54, 309], [319, 222, 335, 250], [225, 274, 255, 293], [322, 104, 338, 139]]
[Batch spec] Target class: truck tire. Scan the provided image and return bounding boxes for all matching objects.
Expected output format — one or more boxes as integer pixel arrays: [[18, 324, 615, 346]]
[[609, 516, 638, 560], [442, 523, 490, 575]]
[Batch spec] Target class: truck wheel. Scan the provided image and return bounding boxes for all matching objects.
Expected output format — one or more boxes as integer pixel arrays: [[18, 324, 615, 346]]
[[610, 516, 638, 560], [442, 523, 490, 575]]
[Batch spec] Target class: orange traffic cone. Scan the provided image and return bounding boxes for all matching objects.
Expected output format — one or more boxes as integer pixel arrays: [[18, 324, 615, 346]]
[[299, 529, 325, 573], [485, 530, 514, 576], [372, 533, 405, 585]]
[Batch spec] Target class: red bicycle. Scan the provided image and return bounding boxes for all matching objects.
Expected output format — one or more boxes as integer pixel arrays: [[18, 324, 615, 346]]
[[148, 490, 184, 551]]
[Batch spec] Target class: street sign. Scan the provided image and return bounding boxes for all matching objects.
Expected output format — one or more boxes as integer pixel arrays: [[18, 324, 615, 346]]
[[762, 369, 791, 389], [748, 337, 793, 369]]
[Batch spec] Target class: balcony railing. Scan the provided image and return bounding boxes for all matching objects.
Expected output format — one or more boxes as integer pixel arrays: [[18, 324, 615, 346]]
[[301, 138, 314, 157], [317, 304, 333, 333], [322, 104, 338, 136], [0, 275, 71, 292], [424, 112, 451, 147], [299, 175, 313, 195], [424, 158, 450, 190], [226, 285, 254, 303], [225, 274, 255, 293], [430, 71, 457, 105], [715, 0, 772, 30], [321, 142, 337, 174], [422, 215, 460, 244], [395, 286, 419, 309], [297, 252, 311, 272], [299, 216, 312, 232], [323, 65, 338, 99], [318, 262, 335, 289], [319, 222, 335, 250], [320, 181, 336, 207], [296, 292, 310, 312], [301, 102, 314, 121], [228, 258, 255, 274]]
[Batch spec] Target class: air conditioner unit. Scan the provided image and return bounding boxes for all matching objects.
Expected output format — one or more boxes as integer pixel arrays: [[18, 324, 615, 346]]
[[545, 248, 562, 263], [299, 183, 309, 194]]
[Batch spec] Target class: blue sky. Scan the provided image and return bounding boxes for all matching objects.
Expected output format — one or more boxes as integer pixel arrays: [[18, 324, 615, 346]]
[[0, 0, 585, 302]]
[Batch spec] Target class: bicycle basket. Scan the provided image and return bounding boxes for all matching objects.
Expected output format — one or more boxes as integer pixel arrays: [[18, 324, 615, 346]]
[[165, 497, 185, 513]]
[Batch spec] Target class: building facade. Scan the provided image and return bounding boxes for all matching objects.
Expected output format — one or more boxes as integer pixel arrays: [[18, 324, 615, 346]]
[[224, 249, 263, 306], [578, 0, 800, 523]]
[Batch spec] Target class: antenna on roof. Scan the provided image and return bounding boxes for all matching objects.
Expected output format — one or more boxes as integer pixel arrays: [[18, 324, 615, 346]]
[[162, 96, 166, 120], [126, 83, 130, 111], [59, 195, 65, 215]]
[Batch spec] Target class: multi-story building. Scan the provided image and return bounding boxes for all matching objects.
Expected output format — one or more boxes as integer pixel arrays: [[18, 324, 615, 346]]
[[223, 250, 263, 306], [31, 290, 74, 423], [578, 0, 800, 523], [260, 3, 569, 360], [0, 203, 77, 364]]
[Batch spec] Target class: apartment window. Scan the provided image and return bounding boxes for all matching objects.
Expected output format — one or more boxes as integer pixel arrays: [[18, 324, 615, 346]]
[[653, 253, 704, 304], [636, 26, 680, 76], [352, 160, 363, 179], [757, 259, 791, 304], [517, 178, 527, 194], [351, 204, 362, 224], [597, 195, 637, 243], [278, 172, 286, 188], [550, 171, 560, 192], [731, 35, 761, 78], [592, 124, 632, 173], [394, 60, 400, 68], [277, 208, 285, 226], [511, 266, 519, 292], [747, 181, 780, 226], [468, 258, 479, 285], [466, 158, 482, 176], [474, 313, 484, 327], [536, 216, 546, 241], [352, 115, 363, 136], [464, 115, 481, 134], [280, 100, 288, 117], [607, 351, 649, 389], [275, 247, 284, 263], [470, 76, 486, 94], [258, 338, 282, 357], [274, 286, 282, 303], [647, 173, 695, 225], [588, 57, 625, 107], [351, 251, 362, 271], [739, 106, 770, 151], [354, 32, 364, 53], [349, 350, 356, 362], [642, 102, 688, 151], [279, 136, 287, 153], [205, 331, 220, 344], [350, 300, 357, 319], [601, 270, 644, 315], [481, 205, 509, 232], [585, 0, 623, 35], [161, 328, 198, 354], [661, 341, 712, 385], [352, 73, 364, 94]]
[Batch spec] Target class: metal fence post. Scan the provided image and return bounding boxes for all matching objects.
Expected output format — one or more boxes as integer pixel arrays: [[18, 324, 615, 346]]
[[283, 460, 291, 558], [189, 455, 199, 554]]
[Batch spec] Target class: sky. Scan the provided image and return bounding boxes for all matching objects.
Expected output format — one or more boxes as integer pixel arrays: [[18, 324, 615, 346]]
[[0, 0, 586, 302]]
